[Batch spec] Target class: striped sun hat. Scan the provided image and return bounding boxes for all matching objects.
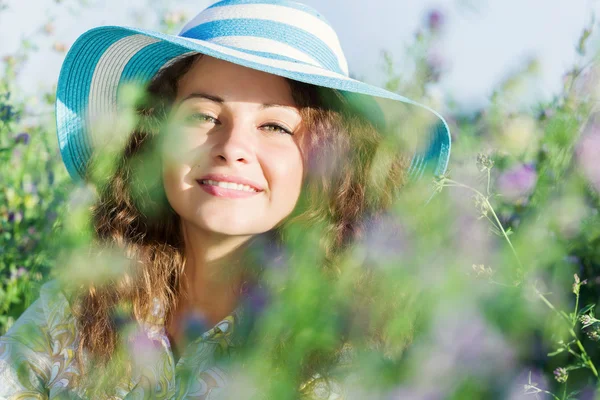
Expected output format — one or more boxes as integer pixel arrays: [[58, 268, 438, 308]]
[[56, 0, 451, 184]]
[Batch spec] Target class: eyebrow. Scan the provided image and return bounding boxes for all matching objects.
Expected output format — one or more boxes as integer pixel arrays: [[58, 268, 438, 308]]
[[179, 92, 298, 111]]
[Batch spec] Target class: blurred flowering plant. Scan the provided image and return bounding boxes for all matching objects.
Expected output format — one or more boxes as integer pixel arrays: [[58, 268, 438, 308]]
[[2, 2, 600, 399]]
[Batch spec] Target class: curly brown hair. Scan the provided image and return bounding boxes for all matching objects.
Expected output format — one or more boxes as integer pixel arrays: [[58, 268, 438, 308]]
[[72, 52, 412, 396]]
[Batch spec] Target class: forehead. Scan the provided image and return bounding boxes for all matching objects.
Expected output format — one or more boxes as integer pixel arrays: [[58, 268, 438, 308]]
[[175, 55, 296, 107]]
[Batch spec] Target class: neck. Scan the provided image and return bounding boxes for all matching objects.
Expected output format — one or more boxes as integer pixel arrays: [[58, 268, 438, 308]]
[[177, 221, 251, 326]]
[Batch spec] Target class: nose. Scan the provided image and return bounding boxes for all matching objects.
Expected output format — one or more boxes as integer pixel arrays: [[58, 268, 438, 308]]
[[210, 122, 255, 165]]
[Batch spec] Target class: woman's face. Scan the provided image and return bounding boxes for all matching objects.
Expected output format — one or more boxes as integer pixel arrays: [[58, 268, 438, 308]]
[[162, 56, 305, 239]]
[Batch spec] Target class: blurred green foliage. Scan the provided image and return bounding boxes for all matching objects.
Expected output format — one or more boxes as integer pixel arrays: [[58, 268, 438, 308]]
[[2, 2, 600, 399]]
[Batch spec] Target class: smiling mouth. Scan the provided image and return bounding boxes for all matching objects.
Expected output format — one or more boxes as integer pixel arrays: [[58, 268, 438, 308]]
[[199, 179, 259, 193], [196, 179, 263, 198]]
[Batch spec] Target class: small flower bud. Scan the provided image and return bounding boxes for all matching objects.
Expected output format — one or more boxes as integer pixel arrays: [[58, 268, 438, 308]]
[[553, 367, 568, 383], [476, 153, 495, 172], [586, 327, 600, 341], [580, 314, 593, 326]]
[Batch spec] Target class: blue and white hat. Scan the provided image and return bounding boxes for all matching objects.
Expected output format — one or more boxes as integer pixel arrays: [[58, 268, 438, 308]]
[[56, 0, 451, 183]]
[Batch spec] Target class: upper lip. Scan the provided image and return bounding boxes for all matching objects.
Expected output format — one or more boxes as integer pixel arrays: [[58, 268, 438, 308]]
[[196, 173, 264, 191]]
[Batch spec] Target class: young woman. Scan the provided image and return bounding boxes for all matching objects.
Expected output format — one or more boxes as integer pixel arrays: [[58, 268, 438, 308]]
[[0, 0, 451, 398]]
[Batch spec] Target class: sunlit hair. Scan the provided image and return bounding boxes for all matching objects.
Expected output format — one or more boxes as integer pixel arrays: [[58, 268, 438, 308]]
[[73, 52, 410, 395]]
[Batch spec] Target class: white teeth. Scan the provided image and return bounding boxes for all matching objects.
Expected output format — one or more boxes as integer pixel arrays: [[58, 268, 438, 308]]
[[202, 179, 257, 192]]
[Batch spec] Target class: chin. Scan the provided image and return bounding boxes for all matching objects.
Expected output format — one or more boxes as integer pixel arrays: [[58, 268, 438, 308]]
[[194, 213, 268, 237]]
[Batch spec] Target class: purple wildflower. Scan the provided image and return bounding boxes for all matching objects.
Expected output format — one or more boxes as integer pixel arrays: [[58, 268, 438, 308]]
[[14, 132, 30, 145], [576, 130, 600, 192], [426, 9, 444, 33], [426, 49, 445, 82], [7, 211, 23, 223], [401, 307, 514, 397], [130, 331, 161, 354], [496, 164, 538, 203], [23, 181, 37, 194], [128, 328, 164, 372], [360, 213, 409, 267], [576, 385, 598, 400], [10, 267, 27, 281]]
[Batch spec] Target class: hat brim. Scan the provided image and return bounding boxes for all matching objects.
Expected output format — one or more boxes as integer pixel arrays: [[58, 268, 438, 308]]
[[56, 25, 450, 183]]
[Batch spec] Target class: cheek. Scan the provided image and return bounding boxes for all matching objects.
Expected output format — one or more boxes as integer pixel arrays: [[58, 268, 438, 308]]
[[162, 162, 193, 212], [266, 147, 304, 205], [160, 134, 207, 209]]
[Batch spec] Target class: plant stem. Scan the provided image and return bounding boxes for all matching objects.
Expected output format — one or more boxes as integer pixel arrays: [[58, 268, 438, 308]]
[[573, 289, 580, 330], [487, 168, 491, 197], [439, 174, 600, 400], [537, 289, 599, 379], [567, 348, 582, 360], [442, 180, 524, 270], [440, 176, 599, 382]]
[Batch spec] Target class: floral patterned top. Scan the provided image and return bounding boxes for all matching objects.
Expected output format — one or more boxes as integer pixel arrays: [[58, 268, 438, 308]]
[[0, 280, 348, 399]]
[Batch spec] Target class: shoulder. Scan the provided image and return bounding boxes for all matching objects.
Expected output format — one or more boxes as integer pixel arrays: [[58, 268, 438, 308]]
[[2, 279, 76, 351], [37, 279, 76, 329], [0, 279, 78, 394]]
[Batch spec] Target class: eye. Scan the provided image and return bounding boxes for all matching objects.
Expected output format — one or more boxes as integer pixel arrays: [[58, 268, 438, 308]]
[[184, 113, 219, 125], [262, 123, 294, 136], [182, 113, 293, 135]]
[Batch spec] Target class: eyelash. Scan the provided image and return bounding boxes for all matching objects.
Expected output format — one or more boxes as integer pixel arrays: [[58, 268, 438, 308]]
[[186, 113, 294, 136]]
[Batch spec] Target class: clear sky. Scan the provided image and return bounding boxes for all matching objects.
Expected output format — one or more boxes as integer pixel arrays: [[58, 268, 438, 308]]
[[0, 0, 597, 110]]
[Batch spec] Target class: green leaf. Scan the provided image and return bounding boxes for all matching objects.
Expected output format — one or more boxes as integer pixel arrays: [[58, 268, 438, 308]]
[[578, 304, 595, 316], [547, 348, 565, 357]]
